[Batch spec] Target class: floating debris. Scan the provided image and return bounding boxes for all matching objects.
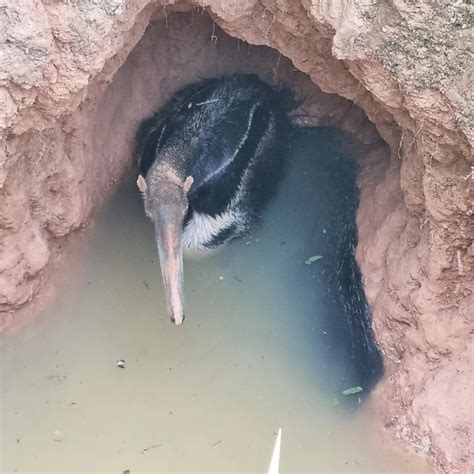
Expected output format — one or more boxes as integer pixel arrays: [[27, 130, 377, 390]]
[[342, 386, 363, 396], [195, 98, 220, 107], [52, 429, 64, 443], [268, 428, 282, 474], [211, 439, 222, 447], [116, 360, 126, 369], [140, 444, 162, 454], [332, 398, 340, 407], [305, 255, 323, 265]]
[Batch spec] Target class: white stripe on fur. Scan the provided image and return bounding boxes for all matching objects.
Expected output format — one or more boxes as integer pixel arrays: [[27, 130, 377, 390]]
[[182, 209, 246, 250]]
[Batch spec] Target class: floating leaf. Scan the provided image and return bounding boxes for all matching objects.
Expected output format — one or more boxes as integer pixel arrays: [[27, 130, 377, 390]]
[[342, 386, 363, 396], [305, 255, 323, 265], [332, 398, 340, 407]]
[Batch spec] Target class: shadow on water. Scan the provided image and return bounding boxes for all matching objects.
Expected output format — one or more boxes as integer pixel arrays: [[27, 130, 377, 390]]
[[0, 128, 430, 473]]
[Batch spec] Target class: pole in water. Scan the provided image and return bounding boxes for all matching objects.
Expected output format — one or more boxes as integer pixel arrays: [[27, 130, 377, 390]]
[[268, 428, 282, 474]]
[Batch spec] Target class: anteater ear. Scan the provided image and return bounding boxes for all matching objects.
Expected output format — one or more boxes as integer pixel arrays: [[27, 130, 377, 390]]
[[137, 175, 147, 193], [184, 176, 194, 193]]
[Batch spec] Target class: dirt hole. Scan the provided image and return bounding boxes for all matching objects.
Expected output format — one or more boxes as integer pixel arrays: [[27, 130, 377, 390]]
[[2, 4, 471, 472], [91, 11, 390, 387], [92, 11, 387, 187]]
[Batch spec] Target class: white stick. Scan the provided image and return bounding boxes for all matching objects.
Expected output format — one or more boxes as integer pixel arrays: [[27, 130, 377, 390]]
[[268, 428, 282, 474]]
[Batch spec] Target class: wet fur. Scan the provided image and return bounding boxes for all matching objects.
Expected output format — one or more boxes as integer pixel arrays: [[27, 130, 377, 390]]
[[135, 76, 383, 386], [135, 74, 296, 249], [293, 128, 384, 391]]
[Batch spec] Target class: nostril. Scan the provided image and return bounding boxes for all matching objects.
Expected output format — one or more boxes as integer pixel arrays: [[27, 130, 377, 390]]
[[171, 314, 185, 325]]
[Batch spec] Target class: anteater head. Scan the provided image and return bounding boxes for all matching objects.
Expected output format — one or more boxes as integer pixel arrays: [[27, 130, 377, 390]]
[[138, 162, 193, 326]]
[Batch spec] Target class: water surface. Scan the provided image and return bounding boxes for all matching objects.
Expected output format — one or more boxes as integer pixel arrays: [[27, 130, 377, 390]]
[[1, 130, 430, 473]]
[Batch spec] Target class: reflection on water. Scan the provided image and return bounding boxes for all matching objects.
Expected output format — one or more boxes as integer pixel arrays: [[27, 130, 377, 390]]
[[1, 129, 430, 473]]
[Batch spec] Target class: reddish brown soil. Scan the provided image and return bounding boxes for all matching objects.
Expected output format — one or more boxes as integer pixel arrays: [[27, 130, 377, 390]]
[[0, 2, 472, 472]]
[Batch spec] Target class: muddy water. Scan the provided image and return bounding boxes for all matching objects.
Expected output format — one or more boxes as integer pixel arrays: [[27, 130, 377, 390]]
[[1, 130, 430, 473]]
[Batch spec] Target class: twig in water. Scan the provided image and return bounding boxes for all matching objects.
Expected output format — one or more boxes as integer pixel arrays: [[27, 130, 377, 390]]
[[140, 444, 162, 454], [211, 440, 222, 447], [268, 428, 282, 474], [196, 98, 219, 106]]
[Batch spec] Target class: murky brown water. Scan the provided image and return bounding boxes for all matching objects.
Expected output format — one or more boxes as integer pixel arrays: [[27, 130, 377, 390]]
[[1, 130, 430, 473]]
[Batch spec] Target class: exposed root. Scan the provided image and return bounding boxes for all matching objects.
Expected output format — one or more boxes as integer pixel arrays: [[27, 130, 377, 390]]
[[408, 118, 425, 148], [272, 53, 281, 84], [163, 3, 168, 28], [265, 14, 276, 37], [397, 128, 406, 160], [211, 21, 218, 43]]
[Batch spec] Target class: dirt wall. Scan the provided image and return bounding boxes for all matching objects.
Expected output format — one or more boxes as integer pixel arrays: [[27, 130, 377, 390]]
[[0, 1, 472, 472]]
